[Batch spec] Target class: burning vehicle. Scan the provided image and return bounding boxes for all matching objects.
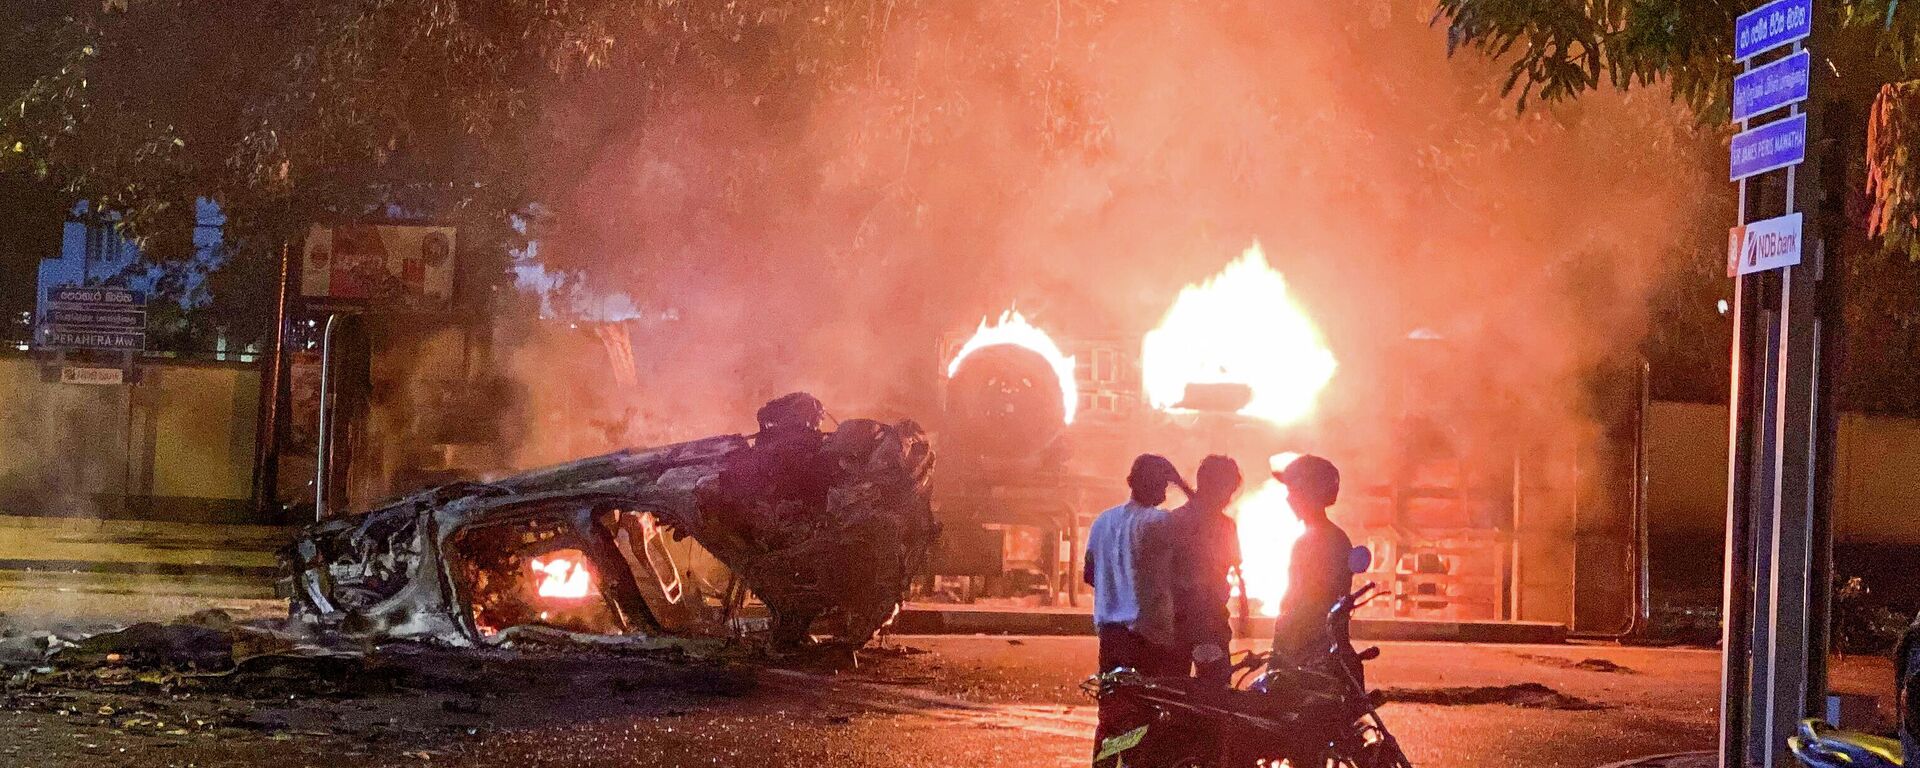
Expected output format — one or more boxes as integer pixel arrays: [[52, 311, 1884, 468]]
[[927, 241, 1644, 635], [279, 393, 936, 649]]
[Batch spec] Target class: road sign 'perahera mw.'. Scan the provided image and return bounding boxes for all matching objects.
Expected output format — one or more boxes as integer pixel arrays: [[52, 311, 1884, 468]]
[[40, 284, 148, 352]]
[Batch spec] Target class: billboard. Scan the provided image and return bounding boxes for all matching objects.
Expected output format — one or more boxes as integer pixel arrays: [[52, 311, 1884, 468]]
[[300, 223, 456, 309]]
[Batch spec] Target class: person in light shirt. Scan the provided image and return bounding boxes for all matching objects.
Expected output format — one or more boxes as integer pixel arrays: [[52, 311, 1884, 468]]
[[1085, 453, 1190, 756], [1084, 453, 1190, 678]]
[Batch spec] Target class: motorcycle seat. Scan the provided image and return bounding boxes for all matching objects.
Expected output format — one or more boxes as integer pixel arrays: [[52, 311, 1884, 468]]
[[1794, 719, 1904, 767]]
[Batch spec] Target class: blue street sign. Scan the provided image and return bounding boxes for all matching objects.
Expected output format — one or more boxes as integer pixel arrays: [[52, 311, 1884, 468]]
[[1733, 50, 1810, 121], [44, 307, 146, 329], [49, 286, 144, 306], [1735, 0, 1813, 61], [46, 329, 145, 351], [1730, 113, 1807, 181], [41, 284, 148, 352]]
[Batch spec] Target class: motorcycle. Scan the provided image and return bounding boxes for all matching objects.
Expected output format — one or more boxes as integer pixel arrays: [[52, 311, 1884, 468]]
[[1085, 581, 1413, 768], [1789, 719, 1901, 768], [1789, 615, 1920, 768]]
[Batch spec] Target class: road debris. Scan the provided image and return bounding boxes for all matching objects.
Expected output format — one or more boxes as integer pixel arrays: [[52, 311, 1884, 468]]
[[1381, 682, 1607, 710]]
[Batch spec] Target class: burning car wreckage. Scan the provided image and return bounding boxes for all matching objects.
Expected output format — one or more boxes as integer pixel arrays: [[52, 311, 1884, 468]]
[[279, 393, 937, 652]]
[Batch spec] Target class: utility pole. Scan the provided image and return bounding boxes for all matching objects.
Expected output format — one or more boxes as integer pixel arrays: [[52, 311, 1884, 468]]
[[249, 243, 292, 521], [1719, 0, 1838, 765]]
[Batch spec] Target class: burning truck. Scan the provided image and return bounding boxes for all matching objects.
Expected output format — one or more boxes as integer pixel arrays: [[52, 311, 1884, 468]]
[[279, 393, 937, 649], [928, 242, 1644, 635]]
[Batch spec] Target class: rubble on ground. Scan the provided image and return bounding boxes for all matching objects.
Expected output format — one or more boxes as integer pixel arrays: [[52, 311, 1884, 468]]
[[0, 608, 758, 759], [1381, 682, 1607, 710]]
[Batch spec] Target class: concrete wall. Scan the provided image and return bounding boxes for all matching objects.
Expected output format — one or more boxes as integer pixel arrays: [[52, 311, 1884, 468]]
[[1647, 400, 1920, 544], [0, 353, 261, 522], [1644, 401, 1731, 536]]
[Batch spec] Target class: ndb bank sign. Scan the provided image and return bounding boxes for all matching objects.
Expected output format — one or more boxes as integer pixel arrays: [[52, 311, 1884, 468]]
[[1728, 213, 1804, 277]]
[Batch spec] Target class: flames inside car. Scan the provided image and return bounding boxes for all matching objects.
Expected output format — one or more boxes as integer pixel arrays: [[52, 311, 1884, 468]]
[[279, 393, 937, 648]]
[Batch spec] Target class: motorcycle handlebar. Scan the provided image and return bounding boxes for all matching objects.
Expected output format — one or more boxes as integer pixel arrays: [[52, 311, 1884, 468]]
[[1330, 582, 1377, 617]]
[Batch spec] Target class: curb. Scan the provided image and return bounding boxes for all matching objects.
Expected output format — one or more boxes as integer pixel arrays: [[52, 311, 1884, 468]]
[[892, 605, 1568, 643], [1590, 751, 1715, 768]]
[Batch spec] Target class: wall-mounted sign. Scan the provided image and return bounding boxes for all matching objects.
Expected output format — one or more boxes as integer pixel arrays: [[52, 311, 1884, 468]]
[[41, 286, 146, 351], [300, 223, 457, 310], [59, 366, 126, 386]]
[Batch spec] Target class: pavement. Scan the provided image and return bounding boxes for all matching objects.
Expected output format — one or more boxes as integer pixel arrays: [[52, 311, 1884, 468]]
[[1594, 754, 1715, 768], [895, 602, 1569, 643], [2, 631, 1884, 767], [0, 514, 287, 628], [0, 514, 1888, 767]]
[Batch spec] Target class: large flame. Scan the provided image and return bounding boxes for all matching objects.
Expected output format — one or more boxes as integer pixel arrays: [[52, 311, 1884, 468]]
[[1232, 453, 1307, 617], [530, 552, 593, 600], [947, 308, 1079, 424], [1141, 242, 1336, 426]]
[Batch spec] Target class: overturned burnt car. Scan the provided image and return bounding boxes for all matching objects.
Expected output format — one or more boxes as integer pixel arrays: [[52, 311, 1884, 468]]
[[280, 394, 936, 649]]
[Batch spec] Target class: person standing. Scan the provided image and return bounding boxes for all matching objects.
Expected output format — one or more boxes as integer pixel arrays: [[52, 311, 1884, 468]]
[[1086, 454, 1189, 763], [1270, 454, 1355, 665], [1084, 454, 1189, 678], [1170, 454, 1245, 687]]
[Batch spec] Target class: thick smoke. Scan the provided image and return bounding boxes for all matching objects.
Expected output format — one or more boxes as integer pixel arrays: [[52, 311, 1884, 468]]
[[504, 1, 1715, 469]]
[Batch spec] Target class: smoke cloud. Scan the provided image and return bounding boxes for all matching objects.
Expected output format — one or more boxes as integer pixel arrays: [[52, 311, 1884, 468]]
[[502, 1, 1717, 473]]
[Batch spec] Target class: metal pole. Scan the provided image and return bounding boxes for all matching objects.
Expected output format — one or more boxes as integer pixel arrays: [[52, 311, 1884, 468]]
[[1724, 32, 1832, 767], [249, 243, 292, 518], [1719, 126, 1760, 768], [1632, 358, 1652, 634], [1510, 452, 1523, 622], [1720, 274, 1763, 768], [315, 312, 340, 522]]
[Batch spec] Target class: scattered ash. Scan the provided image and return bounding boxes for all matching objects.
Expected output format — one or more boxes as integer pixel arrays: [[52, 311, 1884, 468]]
[[1513, 653, 1637, 674], [0, 609, 769, 758], [1381, 682, 1608, 710], [1573, 658, 1634, 674]]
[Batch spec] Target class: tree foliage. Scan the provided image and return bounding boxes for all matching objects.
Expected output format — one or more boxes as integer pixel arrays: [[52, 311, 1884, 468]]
[[1434, 0, 1920, 259], [0, 0, 900, 333]]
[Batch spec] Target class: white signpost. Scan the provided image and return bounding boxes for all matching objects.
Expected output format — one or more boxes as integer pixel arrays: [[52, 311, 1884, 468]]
[[1722, 0, 1829, 765]]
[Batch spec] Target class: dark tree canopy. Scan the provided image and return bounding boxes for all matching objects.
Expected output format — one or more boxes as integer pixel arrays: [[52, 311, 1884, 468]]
[[1435, 0, 1920, 258], [1, 0, 896, 299]]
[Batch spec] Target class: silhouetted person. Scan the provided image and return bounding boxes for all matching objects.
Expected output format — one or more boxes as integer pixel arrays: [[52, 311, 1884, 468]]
[[1271, 454, 1354, 664], [1170, 454, 1244, 687]]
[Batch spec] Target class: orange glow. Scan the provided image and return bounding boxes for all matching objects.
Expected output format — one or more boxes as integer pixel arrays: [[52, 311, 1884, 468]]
[[1232, 453, 1306, 617], [1141, 241, 1336, 426], [530, 551, 593, 599], [947, 308, 1078, 424]]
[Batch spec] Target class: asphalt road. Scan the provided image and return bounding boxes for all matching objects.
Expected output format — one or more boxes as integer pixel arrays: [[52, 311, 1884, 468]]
[[0, 629, 1898, 768]]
